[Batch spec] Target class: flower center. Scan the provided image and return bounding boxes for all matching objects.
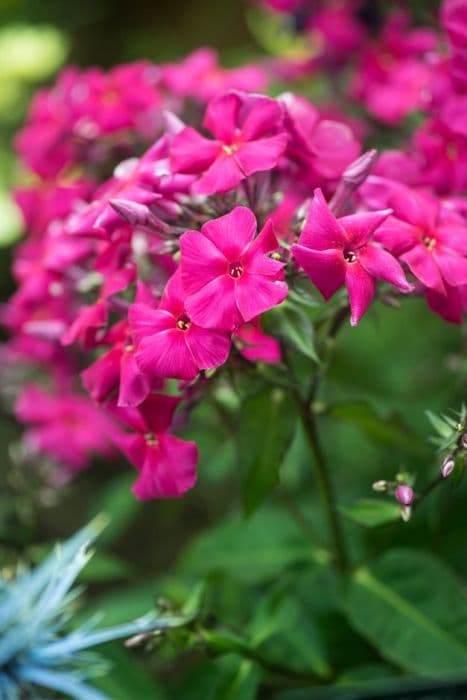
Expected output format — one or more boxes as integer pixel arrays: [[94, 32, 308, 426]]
[[124, 341, 134, 353], [145, 432, 158, 446], [229, 261, 244, 278], [422, 235, 436, 252], [344, 250, 357, 263], [222, 143, 239, 156], [176, 314, 191, 331]]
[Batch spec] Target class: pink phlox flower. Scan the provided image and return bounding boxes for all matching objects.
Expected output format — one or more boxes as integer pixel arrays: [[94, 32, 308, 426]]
[[129, 269, 231, 381], [413, 115, 467, 195], [170, 91, 288, 195], [375, 186, 467, 301], [15, 384, 114, 471], [234, 319, 282, 364], [280, 93, 361, 183], [351, 9, 438, 123], [61, 299, 108, 349], [180, 206, 288, 331], [292, 188, 413, 325], [110, 393, 198, 500], [162, 48, 268, 101], [81, 321, 153, 407]]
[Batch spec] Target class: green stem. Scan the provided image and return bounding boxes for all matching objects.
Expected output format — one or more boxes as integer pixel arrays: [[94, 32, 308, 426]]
[[293, 391, 349, 573]]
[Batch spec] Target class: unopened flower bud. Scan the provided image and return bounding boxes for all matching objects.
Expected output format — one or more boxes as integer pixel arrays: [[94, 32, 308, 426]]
[[110, 199, 153, 227], [342, 149, 378, 188], [400, 505, 412, 523], [395, 484, 414, 506], [372, 480, 388, 493], [441, 455, 455, 478], [462, 434, 467, 450]]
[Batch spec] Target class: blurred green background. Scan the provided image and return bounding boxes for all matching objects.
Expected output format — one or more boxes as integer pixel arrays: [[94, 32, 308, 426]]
[[0, 1, 466, 698]]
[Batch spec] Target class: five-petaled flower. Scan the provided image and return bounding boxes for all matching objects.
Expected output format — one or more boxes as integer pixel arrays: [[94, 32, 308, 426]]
[[170, 91, 288, 195], [292, 188, 413, 325], [180, 206, 288, 331]]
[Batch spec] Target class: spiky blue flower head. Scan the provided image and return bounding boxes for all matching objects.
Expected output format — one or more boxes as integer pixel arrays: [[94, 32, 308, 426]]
[[0, 517, 188, 699]]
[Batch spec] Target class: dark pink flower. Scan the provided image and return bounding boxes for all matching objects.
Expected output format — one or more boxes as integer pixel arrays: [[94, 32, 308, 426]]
[[171, 91, 287, 195], [162, 48, 268, 101], [281, 93, 361, 183], [375, 186, 467, 321], [180, 206, 288, 330], [129, 270, 231, 381], [234, 320, 281, 364], [111, 394, 198, 500], [15, 384, 114, 471], [292, 189, 413, 325]]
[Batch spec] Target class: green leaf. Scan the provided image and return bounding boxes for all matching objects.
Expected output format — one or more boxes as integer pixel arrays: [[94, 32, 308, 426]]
[[268, 303, 319, 363], [340, 499, 401, 528], [178, 506, 326, 584], [426, 410, 453, 439], [345, 548, 467, 676], [93, 643, 168, 700], [327, 401, 427, 457], [237, 388, 296, 515]]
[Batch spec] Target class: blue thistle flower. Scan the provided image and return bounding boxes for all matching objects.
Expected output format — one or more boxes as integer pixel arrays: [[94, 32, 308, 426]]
[[0, 517, 189, 699]]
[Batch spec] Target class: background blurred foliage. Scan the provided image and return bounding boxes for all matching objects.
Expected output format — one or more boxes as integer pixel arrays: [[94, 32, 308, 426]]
[[0, 0, 466, 698]]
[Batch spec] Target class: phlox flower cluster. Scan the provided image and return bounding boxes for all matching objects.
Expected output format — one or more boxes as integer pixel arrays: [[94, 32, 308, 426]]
[[3, 1, 466, 501]]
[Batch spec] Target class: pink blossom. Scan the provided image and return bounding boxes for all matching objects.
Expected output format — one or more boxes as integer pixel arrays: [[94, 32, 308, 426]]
[[162, 48, 268, 101], [292, 189, 413, 325], [170, 91, 287, 195], [281, 94, 361, 184], [234, 320, 282, 364], [375, 186, 467, 322], [15, 384, 114, 471], [111, 394, 198, 500], [129, 270, 231, 381], [180, 207, 288, 330]]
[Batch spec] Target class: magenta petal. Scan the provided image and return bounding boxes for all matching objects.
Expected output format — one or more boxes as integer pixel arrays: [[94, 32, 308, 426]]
[[138, 394, 181, 434], [203, 92, 241, 142], [192, 153, 243, 195], [185, 274, 241, 330], [425, 284, 463, 324], [129, 305, 175, 344], [292, 245, 345, 300], [244, 219, 280, 259], [401, 244, 445, 293], [158, 270, 185, 316], [187, 326, 231, 369], [236, 134, 288, 176], [135, 329, 199, 380], [390, 187, 438, 229], [235, 274, 288, 322], [436, 223, 467, 255], [170, 126, 221, 173], [373, 217, 417, 256], [345, 263, 376, 326], [434, 247, 467, 287], [339, 209, 392, 248], [241, 97, 284, 141], [299, 188, 347, 251], [311, 120, 360, 179], [81, 347, 121, 402], [202, 206, 256, 260], [132, 434, 197, 500], [117, 351, 151, 407], [180, 230, 228, 295], [113, 432, 147, 471], [358, 245, 413, 292]]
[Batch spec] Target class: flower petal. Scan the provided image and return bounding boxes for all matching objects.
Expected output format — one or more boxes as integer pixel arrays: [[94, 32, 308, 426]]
[[345, 262, 376, 325], [132, 434, 198, 500], [187, 326, 231, 369], [358, 245, 413, 292], [202, 206, 257, 260], [180, 230, 228, 295], [298, 188, 347, 251], [192, 153, 243, 195], [203, 92, 241, 142], [170, 126, 221, 173], [185, 273, 241, 330], [401, 244, 445, 293], [236, 134, 288, 176], [339, 209, 392, 248], [135, 329, 199, 380], [235, 274, 288, 322], [292, 245, 345, 300]]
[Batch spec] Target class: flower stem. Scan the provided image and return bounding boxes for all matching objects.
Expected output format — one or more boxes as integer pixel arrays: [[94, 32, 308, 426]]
[[293, 390, 349, 573]]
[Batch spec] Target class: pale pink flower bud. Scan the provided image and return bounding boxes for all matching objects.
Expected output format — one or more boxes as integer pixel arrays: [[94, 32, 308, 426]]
[[342, 149, 378, 188], [441, 455, 455, 478], [462, 434, 467, 450], [395, 485, 414, 506]]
